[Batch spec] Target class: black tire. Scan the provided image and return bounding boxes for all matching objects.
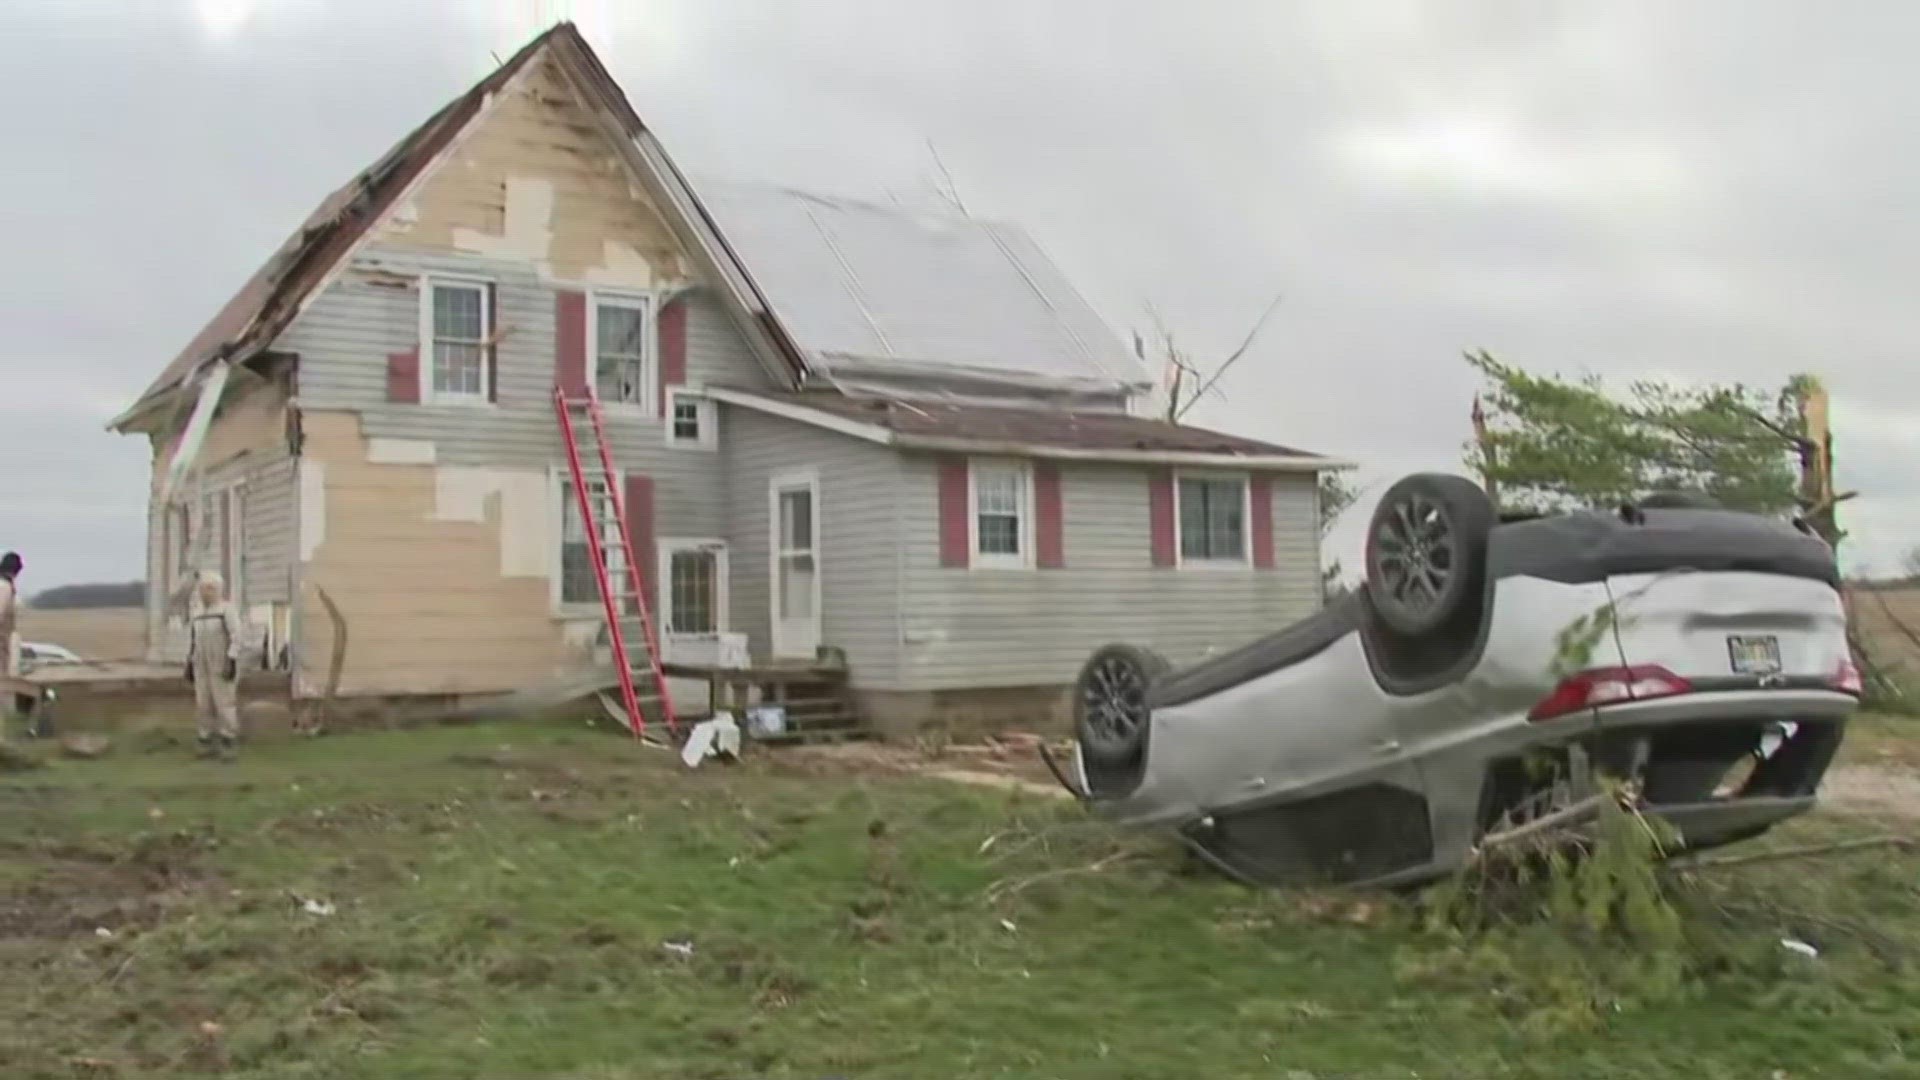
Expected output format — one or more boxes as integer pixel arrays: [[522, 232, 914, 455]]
[[1364, 473, 1495, 637], [1074, 644, 1172, 766]]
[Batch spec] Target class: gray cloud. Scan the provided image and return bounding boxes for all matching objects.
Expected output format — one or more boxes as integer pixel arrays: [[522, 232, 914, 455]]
[[4, 0, 1916, 592]]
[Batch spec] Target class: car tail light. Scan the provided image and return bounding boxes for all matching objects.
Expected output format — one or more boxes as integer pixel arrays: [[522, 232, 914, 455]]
[[1529, 665, 1693, 722], [1830, 656, 1863, 696]]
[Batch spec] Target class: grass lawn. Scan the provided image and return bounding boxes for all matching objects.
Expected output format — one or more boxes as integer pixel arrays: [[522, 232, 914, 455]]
[[1, 717, 1916, 1079]]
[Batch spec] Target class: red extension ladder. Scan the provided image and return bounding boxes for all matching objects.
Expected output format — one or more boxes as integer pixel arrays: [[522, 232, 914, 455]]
[[553, 386, 679, 740]]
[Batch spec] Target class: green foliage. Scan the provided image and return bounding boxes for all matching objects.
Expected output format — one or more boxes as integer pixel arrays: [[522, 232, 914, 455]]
[[1415, 792, 1702, 1036], [1465, 350, 1810, 515], [1317, 472, 1359, 600]]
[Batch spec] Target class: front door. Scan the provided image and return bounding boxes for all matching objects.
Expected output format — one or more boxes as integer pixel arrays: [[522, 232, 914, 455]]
[[770, 470, 821, 659]]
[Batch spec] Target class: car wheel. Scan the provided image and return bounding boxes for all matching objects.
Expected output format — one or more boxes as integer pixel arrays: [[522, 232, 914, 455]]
[[1075, 644, 1171, 766], [1364, 473, 1494, 637]]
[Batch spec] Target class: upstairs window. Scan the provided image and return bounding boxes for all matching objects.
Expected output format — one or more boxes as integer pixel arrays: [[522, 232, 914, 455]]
[[665, 389, 716, 449], [970, 460, 1033, 568], [427, 279, 490, 403], [593, 294, 652, 409], [1178, 474, 1247, 563]]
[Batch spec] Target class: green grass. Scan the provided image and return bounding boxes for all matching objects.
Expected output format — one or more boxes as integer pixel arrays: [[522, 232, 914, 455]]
[[1, 719, 1916, 1079]]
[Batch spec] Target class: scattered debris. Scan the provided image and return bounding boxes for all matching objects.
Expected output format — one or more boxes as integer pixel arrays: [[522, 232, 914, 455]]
[[1780, 938, 1820, 959], [93, 927, 115, 940], [297, 897, 336, 917], [680, 714, 741, 768], [60, 734, 112, 760], [744, 705, 787, 739], [662, 939, 695, 958], [999, 918, 1018, 933]]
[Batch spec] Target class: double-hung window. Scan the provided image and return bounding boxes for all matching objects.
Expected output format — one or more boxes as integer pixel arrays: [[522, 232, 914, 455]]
[[557, 472, 622, 609], [426, 279, 490, 403], [1177, 473, 1248, 564], [970, 460, 1033, 568], [665, 388, 717, 449], [593, 293, 652, 409]]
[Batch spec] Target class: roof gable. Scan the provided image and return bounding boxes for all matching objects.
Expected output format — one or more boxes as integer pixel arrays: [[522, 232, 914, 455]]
[[115, 27, 555, 427], [112, 23, 803, 430]]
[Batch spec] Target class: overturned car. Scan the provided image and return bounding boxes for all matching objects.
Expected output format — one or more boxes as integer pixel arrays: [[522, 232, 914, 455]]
[[1066, 473, 1859, 889]]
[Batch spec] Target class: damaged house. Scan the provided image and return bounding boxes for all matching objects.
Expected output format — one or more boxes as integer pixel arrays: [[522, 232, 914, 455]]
[[107, 23, 1341, 737]]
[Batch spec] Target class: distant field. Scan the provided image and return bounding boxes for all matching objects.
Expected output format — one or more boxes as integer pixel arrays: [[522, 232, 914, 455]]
[[17, 606, 146, 661]]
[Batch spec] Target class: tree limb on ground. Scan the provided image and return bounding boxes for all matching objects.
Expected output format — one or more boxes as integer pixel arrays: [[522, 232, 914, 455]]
[[1669, 835, 1913, 872], [1470, 794, 1609, 859]]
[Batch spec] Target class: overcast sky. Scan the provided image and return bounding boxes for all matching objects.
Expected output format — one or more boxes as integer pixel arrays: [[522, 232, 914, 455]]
[[7, 0, 1919, 592]]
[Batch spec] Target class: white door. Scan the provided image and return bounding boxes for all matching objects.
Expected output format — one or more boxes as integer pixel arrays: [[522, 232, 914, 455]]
[[658, 539, 729, 713], [770, 470, 821, 659]]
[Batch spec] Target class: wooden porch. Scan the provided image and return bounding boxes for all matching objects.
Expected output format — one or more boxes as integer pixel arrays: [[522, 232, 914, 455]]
[[660, 660, 865, 742]]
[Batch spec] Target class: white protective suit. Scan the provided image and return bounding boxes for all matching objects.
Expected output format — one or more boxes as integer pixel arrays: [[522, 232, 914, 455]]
[[183, 571, 245, 746]]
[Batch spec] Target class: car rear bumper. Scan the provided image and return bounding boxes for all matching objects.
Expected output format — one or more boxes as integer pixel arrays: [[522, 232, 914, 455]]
[[1644, 795, 1818, 850]]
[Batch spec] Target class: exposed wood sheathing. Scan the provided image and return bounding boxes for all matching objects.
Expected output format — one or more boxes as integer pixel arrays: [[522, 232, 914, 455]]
[[295, 411, 587, 697], [373, 53, 692, 290]]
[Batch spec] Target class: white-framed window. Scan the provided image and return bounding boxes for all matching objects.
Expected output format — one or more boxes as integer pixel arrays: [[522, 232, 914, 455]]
[[969, 459, 1034, 569], [420, 276, 492, 404], [659, 539, 729, 636], [1177, 472, 1250, 564], [554, 468, 624, 611], [664, 388, 716, 449], [591, 291, 653, 410]]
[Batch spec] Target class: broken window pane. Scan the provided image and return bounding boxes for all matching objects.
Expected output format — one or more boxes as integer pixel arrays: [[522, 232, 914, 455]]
[[595, 298, 649, 405], [1179, 476, 1246, 562]]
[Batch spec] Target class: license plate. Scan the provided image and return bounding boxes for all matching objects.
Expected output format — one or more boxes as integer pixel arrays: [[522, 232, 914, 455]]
[[1727, 634, 1782, 675]]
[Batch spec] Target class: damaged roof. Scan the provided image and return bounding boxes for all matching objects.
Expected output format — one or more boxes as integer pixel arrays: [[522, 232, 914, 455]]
[[113, 23, 1149, 431], [114, 26, 559, 427], [709, 388, 1341, 468], [693, 184, 1150, 391]]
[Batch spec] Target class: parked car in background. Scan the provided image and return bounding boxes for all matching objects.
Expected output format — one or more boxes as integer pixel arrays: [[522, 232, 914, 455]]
[[19, 641, 83, 671]]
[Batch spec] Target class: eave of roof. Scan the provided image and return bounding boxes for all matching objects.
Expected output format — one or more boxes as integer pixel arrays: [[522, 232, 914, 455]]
[[706, 387, 1352, 471]]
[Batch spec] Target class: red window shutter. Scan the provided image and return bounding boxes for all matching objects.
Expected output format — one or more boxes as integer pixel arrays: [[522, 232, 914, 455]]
[[556, 291, 588, 397], [1250, 476, 1275, 569], [1148, 469, 1177, 567], [1035, 461, 1064, 569], [658, 296, 687, 417], [623, 473, 657, 616], [937, 458, 970, 568], [385, 348, 420, 403]]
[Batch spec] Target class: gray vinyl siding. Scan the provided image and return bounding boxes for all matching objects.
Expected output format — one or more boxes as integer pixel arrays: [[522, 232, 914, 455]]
[[148, 448, 298, 665], [897, 458, 1323, 690], [274, 243, 774, 535], [722, 407, 904, 681]]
